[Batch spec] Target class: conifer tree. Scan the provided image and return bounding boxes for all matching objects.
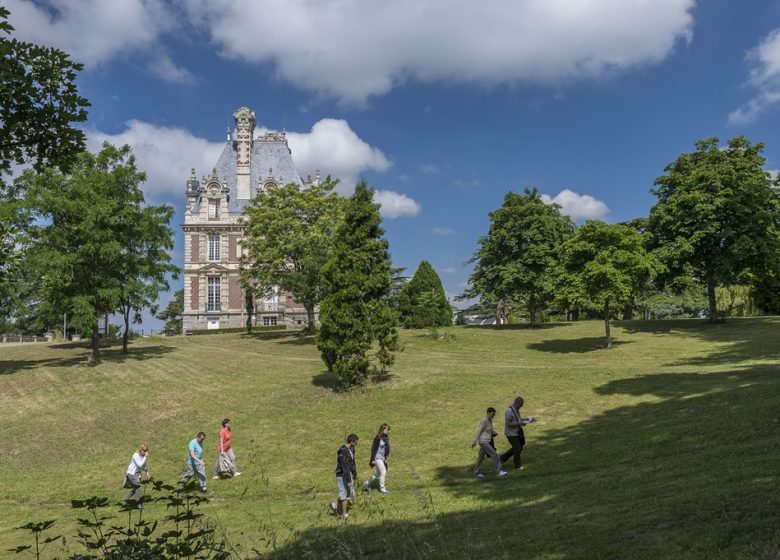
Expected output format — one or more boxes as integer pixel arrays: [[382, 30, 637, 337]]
[[317, 181, 399, 388], [399, 260, 452, 328]]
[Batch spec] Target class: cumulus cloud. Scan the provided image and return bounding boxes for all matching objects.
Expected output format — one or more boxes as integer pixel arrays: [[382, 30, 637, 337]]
[[373, 190, 421, 219], [729, 28, 780, 124], [541, 189, 609, 221], [432, 227, 456, 236], [147, 53, 198, 85], [85, 117, 398, 203], [179, 0, 695, 104], [276, 118, 391, 192], [86, 121, 223, 200], [3, 0, 170, 67]]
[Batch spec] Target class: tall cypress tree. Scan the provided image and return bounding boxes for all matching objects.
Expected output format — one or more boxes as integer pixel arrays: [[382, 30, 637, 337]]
[[317, 181, 399, 388], [399, 260, 452, 328]]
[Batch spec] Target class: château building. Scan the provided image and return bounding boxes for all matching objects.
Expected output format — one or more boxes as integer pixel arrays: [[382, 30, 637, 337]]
[[182, 107, 317, 332]]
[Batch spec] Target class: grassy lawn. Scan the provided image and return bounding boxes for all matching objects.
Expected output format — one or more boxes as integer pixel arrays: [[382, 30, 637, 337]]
[[0, 318, 778, 559]]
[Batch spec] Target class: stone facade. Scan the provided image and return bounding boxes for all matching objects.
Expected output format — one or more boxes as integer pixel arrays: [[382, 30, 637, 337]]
[[182, 107, 316, 332]]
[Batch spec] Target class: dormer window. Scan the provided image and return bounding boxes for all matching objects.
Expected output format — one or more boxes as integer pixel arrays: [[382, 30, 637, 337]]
[[208, 199, 220, 219]]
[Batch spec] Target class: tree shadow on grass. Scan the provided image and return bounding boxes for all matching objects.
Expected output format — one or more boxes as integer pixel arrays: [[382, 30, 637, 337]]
[[526, 337, 634, 353], [465, 322, 574, 331], [241, 330, 317, 346], [0, 345, 175, 375], [311, 370, 397, 390], [619, 318, 780, 367], [269, 365, 780, 559]]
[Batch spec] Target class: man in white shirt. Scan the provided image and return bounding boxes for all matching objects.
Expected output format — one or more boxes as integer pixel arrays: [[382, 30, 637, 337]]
[[499, 396, 534, 470]]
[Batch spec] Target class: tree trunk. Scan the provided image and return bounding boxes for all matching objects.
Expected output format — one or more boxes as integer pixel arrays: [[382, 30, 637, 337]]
[[707, 280, 718, 323], [91, 320, 101, 363], [529, 294, 538, 327], [305, 305, 316, 332], [122, 304, 130, 354], [604, 300, 612, 348], [643, 306, 651, 320], [571, 308, 580, 321], [104, 314, 109, 343], [622, 295, 634, 320]]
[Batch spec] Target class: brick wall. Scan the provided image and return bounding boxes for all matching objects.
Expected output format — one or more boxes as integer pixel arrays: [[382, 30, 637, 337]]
[[190, 277, 199, 310], [191, 234, 200, 261], [229, 275, 243, 309]]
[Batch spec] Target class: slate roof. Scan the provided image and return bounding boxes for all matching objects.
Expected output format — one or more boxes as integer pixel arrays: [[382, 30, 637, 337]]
[[194, 133, 304, 214]]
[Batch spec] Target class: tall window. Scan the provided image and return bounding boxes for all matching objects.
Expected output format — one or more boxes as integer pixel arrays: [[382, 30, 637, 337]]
[[208, 199, 220, 219], [207, 277, 221, 312], [208, 234, 220, 261], [263, 316, 278, 326]]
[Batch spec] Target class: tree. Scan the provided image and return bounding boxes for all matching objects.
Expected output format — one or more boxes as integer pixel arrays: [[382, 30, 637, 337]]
[[555, 221, 662, 347], [316, 181, 399, 388], [117, 203, 178, 352], [464, 189, 574, 326], [649, 136, 780, 322], [0, 6, 89, 318], [242, 179, 342, 331], [20, 144, 174, 362], [399, 260, 451, 328], [156, 289, 184, 335]]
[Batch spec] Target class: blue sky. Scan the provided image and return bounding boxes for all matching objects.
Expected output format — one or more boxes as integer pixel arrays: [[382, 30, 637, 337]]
[[7, 1, 780, 329]]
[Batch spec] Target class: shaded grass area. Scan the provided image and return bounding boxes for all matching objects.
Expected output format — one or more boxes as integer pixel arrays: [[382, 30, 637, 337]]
[[0, 318, 778, 559]]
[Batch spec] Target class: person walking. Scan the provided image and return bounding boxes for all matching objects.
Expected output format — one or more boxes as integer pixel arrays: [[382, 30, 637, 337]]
[[329, 433, 359, 519], [499, 396, 535, 470], [180, 432, 208, 493], [123, 443, 152, 504], [213, 418, 241, 479], [364, 423, 391, 493], [472, 408, 507, 478]]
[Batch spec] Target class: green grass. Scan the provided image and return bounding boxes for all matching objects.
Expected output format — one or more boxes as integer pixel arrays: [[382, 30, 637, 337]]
[[0, 318, 778, 559]]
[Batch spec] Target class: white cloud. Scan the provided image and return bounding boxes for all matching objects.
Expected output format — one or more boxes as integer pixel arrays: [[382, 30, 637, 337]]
[[86, 121, 224, 200], [541, 189, 609, 221], [277, 119, 391, 192], [4, 0, 170, 66], [179, 0, 695, 104], [147, 53, 198, 85], [418, 163, 440, 175], [373, 190, 421, 219], [85, 117, 395, 201], [729, 28, 780, 124], [439, 267, 457, 274], [432, 227, 456, 236]]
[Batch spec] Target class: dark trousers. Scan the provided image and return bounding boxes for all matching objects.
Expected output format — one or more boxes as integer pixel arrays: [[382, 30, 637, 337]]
[[499, 431, 525, 468]]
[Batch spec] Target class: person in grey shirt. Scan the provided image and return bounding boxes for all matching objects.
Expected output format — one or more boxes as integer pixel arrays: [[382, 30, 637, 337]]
[[499, 396, 535, 469]]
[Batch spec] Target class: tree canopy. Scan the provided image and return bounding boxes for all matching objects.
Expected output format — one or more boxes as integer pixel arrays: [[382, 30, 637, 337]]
[[0, 7, 89, 180], [316, 181, 399, 388], [18, 143, 176, 362], [242, 179, 343, 330], [649, 136, 780, 322], [0, 6, 90, 320], [464, 189, 574, 326], [399, 260, 451, 328], [556, 220, 662, 347]]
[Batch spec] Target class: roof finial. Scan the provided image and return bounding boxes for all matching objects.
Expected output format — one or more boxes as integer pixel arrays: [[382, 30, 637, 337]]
[[226, 122, 231, 142]]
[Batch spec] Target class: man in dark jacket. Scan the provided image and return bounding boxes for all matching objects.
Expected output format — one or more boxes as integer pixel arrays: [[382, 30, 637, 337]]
[[330, 433, 359, 519]]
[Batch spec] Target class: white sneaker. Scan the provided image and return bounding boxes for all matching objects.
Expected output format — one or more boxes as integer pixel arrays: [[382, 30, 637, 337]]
[[212, 475, 219, 480], [379, 487, 388, 493], [498, 470, 508, 477], [233, 471, 242, 477], [475, 473, 485, 478]]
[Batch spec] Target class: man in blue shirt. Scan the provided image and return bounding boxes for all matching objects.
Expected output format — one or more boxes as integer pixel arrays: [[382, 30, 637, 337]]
[[180, 431, 208, 493]]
